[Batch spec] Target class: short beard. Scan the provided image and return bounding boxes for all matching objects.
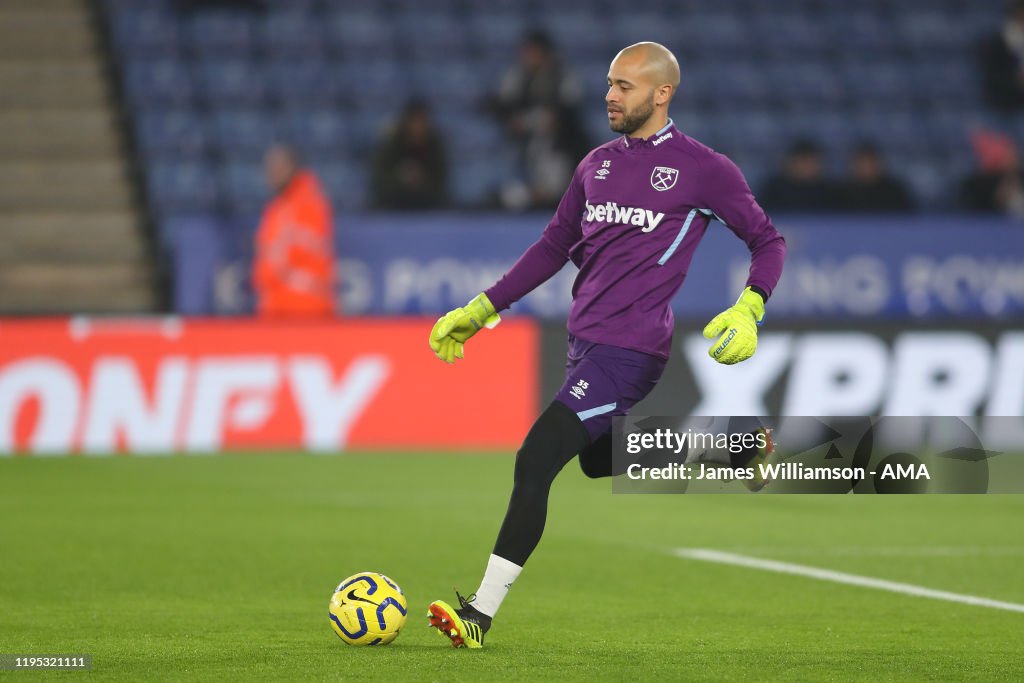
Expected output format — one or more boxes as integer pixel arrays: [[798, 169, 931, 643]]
[[610, 90, 656, 135]]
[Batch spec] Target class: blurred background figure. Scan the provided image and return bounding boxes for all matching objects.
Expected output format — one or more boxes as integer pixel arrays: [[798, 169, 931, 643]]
[[252, 144, 336, 317], [961, 129, 1024, 216], [980, 0, 1024, 112], [839, 142, 914, 213], [489, 30, 590, 210], [370, 99, 449, 210], [758, 139, 840, 212]]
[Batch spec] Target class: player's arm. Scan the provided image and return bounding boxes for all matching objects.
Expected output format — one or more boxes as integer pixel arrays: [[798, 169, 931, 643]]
[[429, 160, 588, 363], [700, 154, 787, 365]]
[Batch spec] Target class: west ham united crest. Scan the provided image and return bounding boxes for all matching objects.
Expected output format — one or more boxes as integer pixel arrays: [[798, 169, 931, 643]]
[[650, 166, 679, 191]]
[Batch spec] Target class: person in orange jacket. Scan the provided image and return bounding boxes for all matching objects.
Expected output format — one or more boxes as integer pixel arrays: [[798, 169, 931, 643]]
[[252, 144, 337, 318]]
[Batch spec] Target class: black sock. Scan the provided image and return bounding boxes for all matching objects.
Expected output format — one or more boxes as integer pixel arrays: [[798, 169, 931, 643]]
[[492, 400, 590, 567]]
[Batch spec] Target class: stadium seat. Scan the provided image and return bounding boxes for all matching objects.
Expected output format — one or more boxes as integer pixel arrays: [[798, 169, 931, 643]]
[[265, 59, 342, 107], [409, 61, 490, 104], [679, 13, 749, 51], [911, 61, 980, 103], [220, 160, 267, 215], [123, 60, 196, 109], [404, 18, 475, 61], [829, 10, 897, 52], [534, 10, 613, 59], [841, 62, 914, 106], [391, 0, 465, 12], [347, 107, 402, 155], [770, 62, 847, 107], [316, 161, 369, 210], [468, 0, 543, 10], [898, 11, 969, 52], [323, 9, 398, 56], [728, 110, 788, 157], [148, 161, 220, 216], [727, 153, 769, 192], [333, 63, 410, 111], [753, 13, 830, 56], [924, 110, 971, 148], [185, 10, 257, 58], [196, 60, 268, 106], [264, 0, 316, 12], [438, 117, 503, 156], [258, 10, 325, 60], [707, 62, 773, 105], [101, 0, 169, 8], [466, 12, 529, 52], [110, 8, 181, 58], [675, 66, 718, 110], [961, 5, 1004, 37], [675, 109, 712, 141], [135, 109, 211, 163], [278, 108, 352, 159], [853, 111, 930, 157], [209, 108, 279, 159], [450, 156, 508, 207], [612, 12, 682, 49]]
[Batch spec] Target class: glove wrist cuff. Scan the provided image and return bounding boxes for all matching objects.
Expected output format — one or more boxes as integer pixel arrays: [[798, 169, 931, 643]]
[[468, 293, 501, 329], [737, 287, 765, 323]]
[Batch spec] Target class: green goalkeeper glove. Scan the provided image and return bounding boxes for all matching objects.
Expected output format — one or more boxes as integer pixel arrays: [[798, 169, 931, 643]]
[[702, 287, 765, 365], [429, 293, 501, 364]]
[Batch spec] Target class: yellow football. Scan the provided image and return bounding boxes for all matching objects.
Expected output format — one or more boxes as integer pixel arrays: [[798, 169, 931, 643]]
[[328, 572, 408, 646]]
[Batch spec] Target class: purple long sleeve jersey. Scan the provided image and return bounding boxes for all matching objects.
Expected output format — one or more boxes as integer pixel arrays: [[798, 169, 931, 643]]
[[485, 121, 787, 360]]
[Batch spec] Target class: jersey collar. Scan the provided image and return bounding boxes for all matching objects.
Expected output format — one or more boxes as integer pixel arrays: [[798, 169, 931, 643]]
[[621, 118, 675, 148]]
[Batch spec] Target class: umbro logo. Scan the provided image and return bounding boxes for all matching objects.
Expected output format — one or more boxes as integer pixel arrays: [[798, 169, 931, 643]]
[[569, 379, 589, 400]]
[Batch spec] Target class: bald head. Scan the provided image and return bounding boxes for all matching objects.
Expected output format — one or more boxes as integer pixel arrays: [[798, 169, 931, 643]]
[[614, 42, 680, 91], [606, 42, 680, 137]]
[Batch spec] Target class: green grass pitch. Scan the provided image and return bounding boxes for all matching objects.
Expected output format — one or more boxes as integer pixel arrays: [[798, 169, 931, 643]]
[[1, 454, 1022, 681]]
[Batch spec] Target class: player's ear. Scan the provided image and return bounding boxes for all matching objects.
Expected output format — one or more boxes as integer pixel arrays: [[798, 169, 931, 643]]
[[655, 84, 673, 106]]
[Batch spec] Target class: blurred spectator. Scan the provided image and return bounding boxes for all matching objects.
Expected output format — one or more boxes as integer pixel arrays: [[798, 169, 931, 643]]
[[758, 139, 841, 212], [252, 144, 336, 317], [489, 30, 591, 210], [961, 129, 1024, 216], [370, 100, 449, 210], [839, 142, 914, 213], [981, 0, 1024, 111]]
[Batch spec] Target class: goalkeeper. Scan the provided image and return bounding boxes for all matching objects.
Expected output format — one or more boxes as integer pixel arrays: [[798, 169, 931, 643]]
[[427, 42, 785, 649]]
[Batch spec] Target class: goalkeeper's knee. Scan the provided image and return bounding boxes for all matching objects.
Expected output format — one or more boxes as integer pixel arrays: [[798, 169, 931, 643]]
[[512, 401, 590, 495], [578, 433, 613, 479]]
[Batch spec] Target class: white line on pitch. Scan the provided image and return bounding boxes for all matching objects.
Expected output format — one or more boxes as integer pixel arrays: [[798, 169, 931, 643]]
[[727, 546, 1024, 558], [674, 548, 1024, 614]]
